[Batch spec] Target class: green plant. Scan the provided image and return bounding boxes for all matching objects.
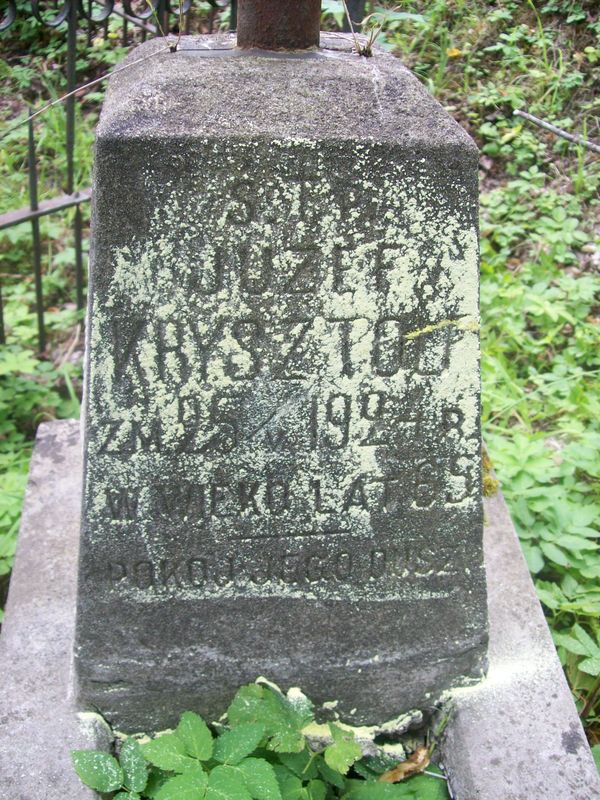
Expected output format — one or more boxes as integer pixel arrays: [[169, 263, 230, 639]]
[[553, 625, 600, 719], [0, 279, 83, 619], [1, 0, 599, 745], [480, 163, 600, 730], [72, 683, 450, 799], [368, 0, 599, 740]]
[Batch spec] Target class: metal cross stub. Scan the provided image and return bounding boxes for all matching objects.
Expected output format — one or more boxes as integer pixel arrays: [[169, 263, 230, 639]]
[[236, 0, 321, 51]]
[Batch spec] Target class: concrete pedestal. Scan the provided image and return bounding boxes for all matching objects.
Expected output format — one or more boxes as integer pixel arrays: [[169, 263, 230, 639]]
[[79, 32, 486, 729], [0, 420, 598, 799], [0, 421, 110, 799]]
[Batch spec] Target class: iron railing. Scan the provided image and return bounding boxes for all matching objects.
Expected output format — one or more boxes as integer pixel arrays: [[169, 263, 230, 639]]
[[0, 0, 366, 352], [0, 1, 237, 351]]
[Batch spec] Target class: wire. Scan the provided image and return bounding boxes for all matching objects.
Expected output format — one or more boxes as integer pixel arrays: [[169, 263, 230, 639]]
[[514, 109, 600, 154], [0, 45, 172, 142]]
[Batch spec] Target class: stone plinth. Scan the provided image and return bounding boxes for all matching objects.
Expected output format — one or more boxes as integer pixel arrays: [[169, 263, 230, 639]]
[[2, 421, 598, 799], [76, 33, 487, 731], [0, 422, 111, 800]]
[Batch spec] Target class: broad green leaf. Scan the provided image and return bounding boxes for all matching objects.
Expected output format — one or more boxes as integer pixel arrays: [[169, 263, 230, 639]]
[[344, 781, 411, 799], [579, 655, 600, 676], [286, 690, 314, 727], [228, 684, 266, 725], [357, 752, 404, 776], [268, 690, 313, 753], [155, 765, 208, 800], [278, 749, 319, 779], [561, 573, 581, 597], [142, 733, 197, 773], [562, 597, 600, 616], [206, 764, 252, 800], [539, 541, 571, 567], [239, 757, 282, 800], [307, 779, 327, 800], [391, 773, 449, 799], [227, 684, 312, 753], [591, 744, 600, 774], [114, 793, 140, 800], [323, 725, 362, 775], [345, 776, 448, 799], [177, 711, 214, 761], [317, 757, 346, 788], [71, 750, 124, 793], [521, 543, 544, 573], [120, 738, 148, 792], [571, 506, 600, 527], [270, 729, 306, 753], [574, 558, 600, 580], [349, 760, 378, 781], [557, 535, 598, 552], [273, 766, 304, 800], [573, 624, 600, 657], [144, 767, 171, 799], [536, 580, 567, 610], [0, 349, 39, 376], [213, 723, 266, 765], [553, 632, 588, 656]]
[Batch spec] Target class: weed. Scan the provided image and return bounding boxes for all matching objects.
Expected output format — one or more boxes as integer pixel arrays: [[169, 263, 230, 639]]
[[1, 0, 599, 740], [366, 0, 600, 736], [72, 681, 451, 799]]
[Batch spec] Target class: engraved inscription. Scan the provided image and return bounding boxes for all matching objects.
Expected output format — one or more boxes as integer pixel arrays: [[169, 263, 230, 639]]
[[106, 315, 455, 396], [104, 538, 463, 597], [103, 457, 473, 529], [85, 142, 480, 600]]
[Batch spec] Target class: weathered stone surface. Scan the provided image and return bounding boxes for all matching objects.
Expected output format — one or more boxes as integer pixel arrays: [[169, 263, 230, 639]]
[[2, 422, 596, 798], [442, 487, 600, 800], [75, 33, 487, 731], [0, 421, 109, 800]]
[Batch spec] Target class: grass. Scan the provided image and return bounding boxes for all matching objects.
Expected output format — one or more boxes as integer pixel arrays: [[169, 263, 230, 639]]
[[1, 0, 599, 752], [368, 0, 599, 743]]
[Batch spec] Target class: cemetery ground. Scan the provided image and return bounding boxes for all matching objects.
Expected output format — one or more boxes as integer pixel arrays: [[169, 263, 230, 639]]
[[0, 0, 599, 784]]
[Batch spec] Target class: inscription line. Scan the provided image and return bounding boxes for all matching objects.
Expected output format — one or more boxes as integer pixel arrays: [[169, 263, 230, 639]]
[[234, 528, 351, 541]]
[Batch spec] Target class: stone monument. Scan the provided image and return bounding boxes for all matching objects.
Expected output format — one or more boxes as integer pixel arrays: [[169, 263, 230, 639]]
[[75, 1, 487, 732], [4, 10, 599, 800]]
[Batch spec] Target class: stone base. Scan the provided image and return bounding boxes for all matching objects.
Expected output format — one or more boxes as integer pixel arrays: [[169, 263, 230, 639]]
[[0, 420, 598, 799], [441, 488, 599, 799], [80, 31, 486, 730], [0, 421, 110, 799]]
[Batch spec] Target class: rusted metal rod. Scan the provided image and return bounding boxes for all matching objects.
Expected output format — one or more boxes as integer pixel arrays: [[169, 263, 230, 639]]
[[514, 109, 600, 155], [237, 0, 321, 50]]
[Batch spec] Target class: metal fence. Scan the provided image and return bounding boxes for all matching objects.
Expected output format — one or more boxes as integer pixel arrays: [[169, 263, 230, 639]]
[[0, 0, 238, 352], [0, 0, 366, 352]]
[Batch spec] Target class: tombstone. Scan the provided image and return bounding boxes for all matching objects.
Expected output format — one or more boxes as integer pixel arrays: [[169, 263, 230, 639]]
[[75, 6, 487, 732]]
